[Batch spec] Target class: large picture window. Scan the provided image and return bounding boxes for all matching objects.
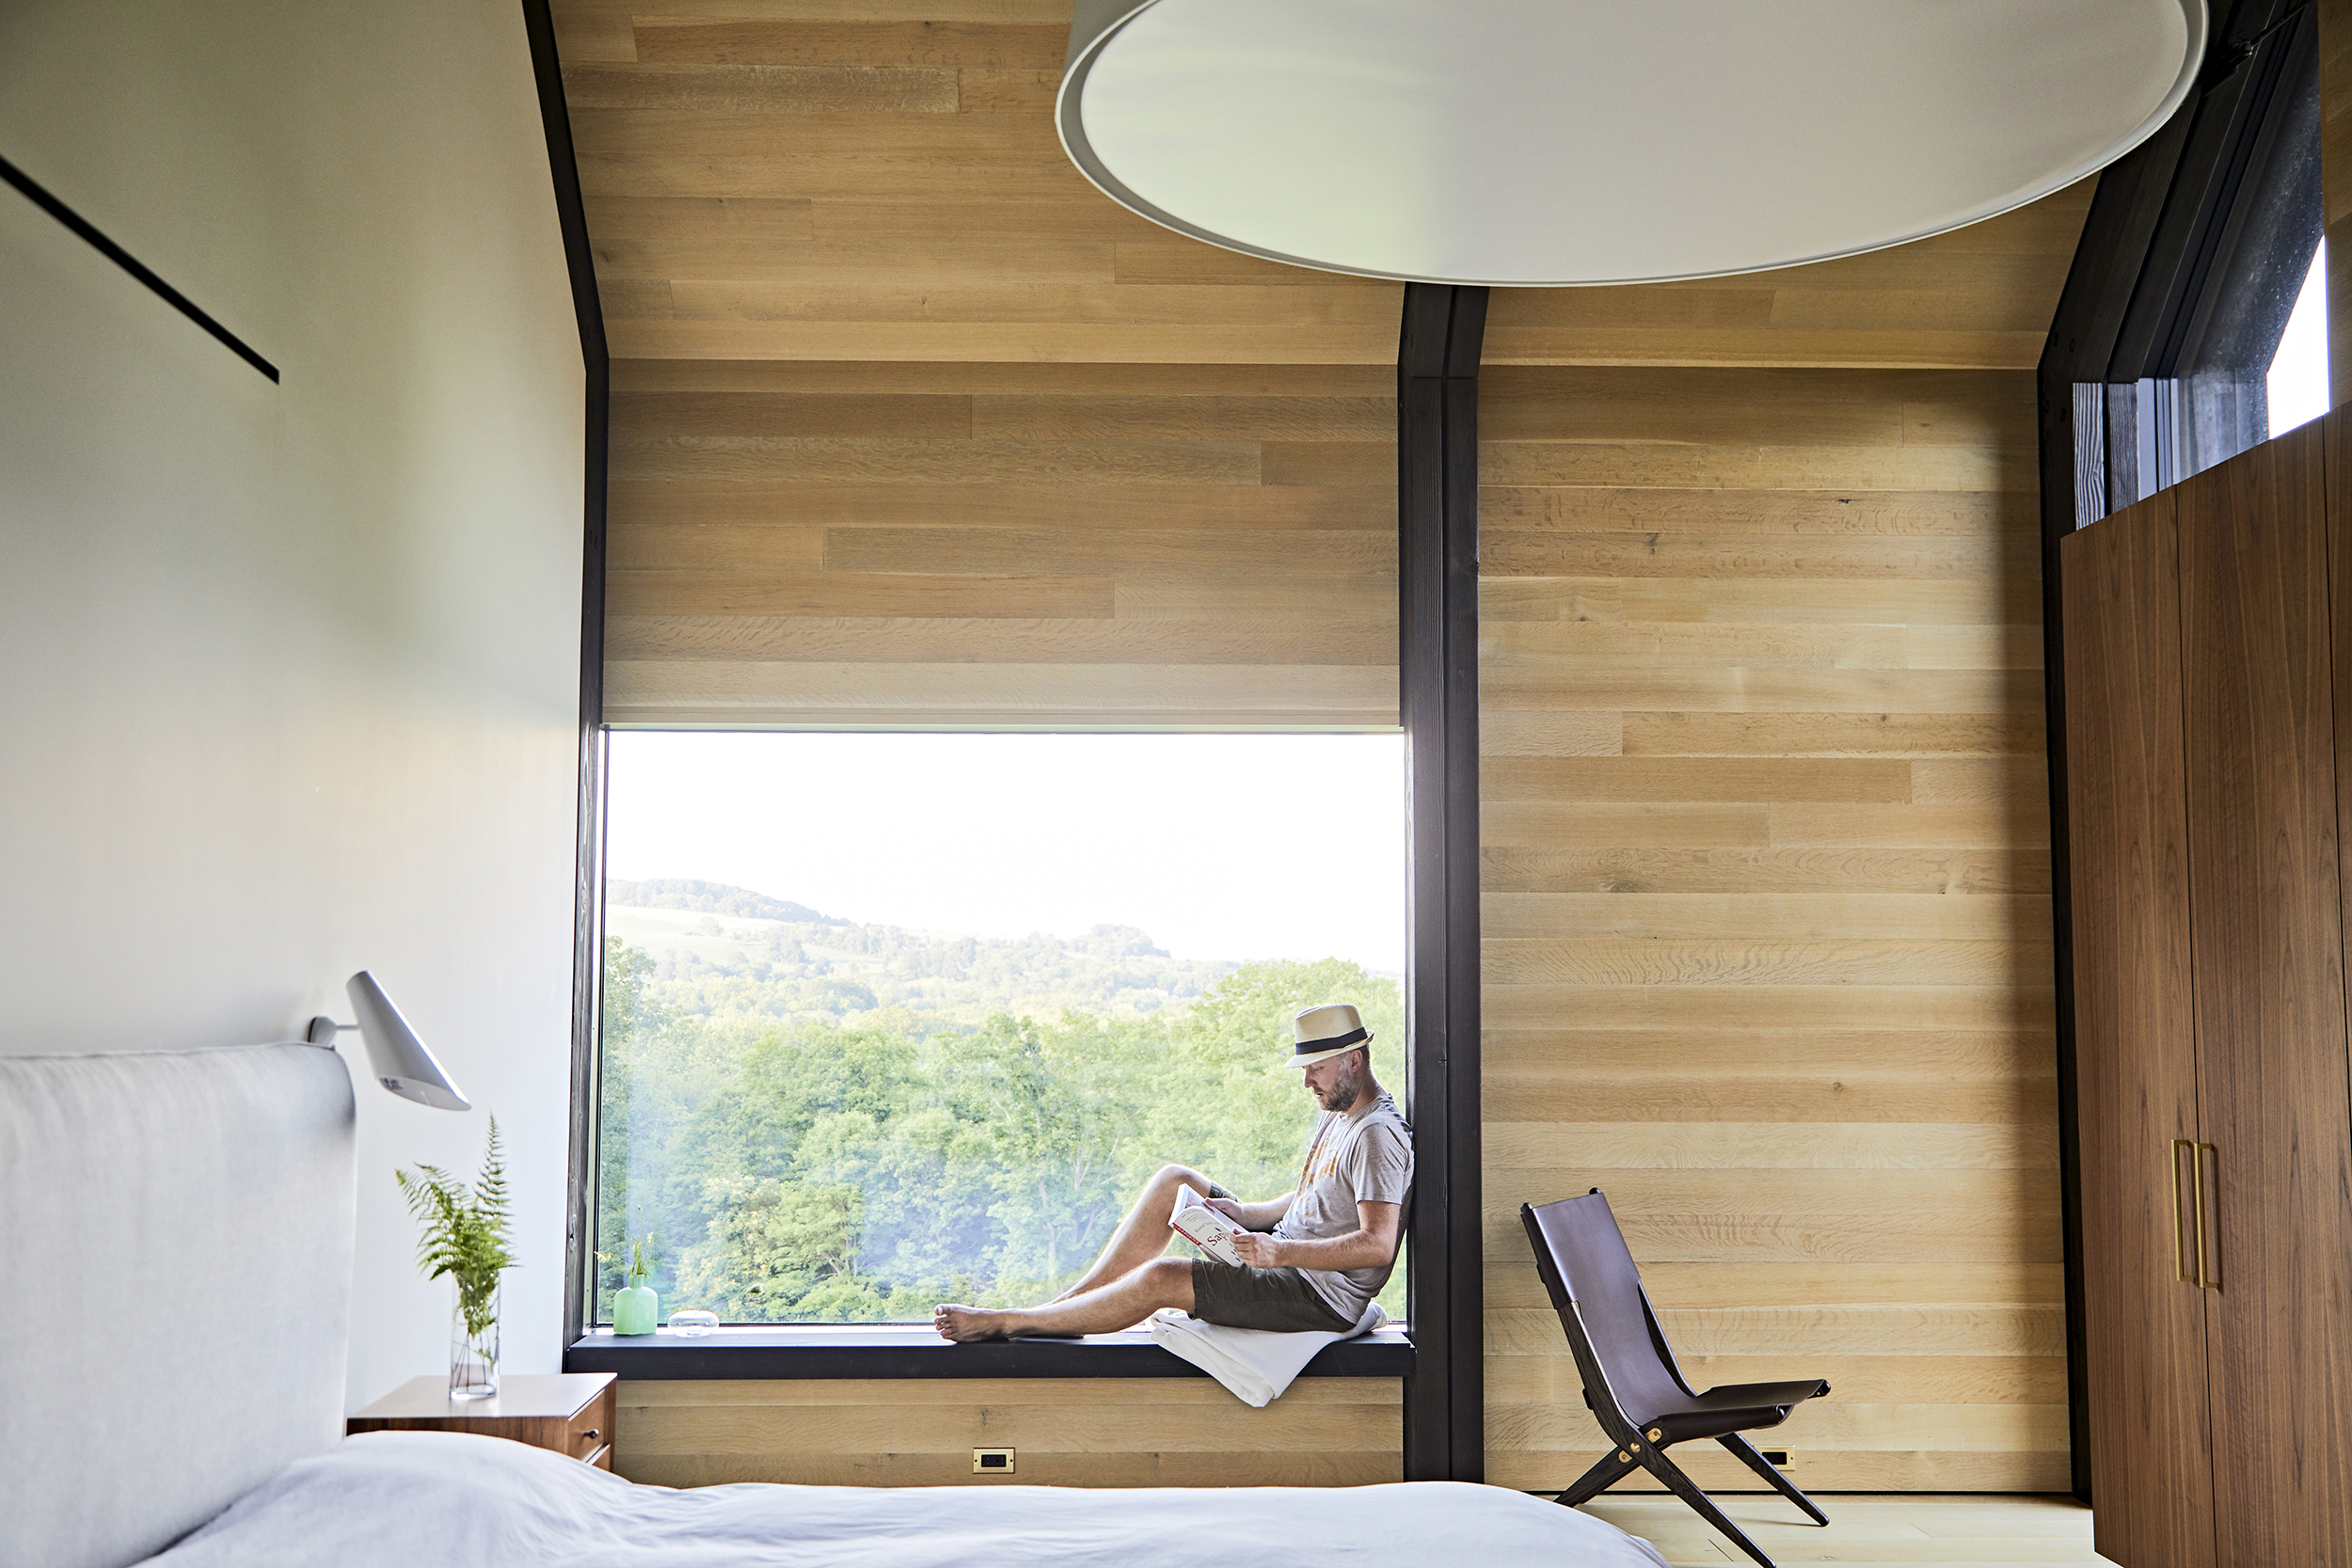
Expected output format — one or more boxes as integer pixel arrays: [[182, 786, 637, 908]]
[[590, 732, 1408, 1326]]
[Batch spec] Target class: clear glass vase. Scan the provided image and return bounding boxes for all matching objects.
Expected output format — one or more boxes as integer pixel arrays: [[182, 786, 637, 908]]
[[449, 1278, 501, 1402]]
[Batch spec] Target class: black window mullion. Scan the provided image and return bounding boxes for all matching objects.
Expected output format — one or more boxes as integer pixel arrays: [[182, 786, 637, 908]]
[[1399, 282, 1486, 1483]]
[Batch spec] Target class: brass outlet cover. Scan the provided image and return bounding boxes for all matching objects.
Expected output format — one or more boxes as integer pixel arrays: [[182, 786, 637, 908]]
[[973, 1448, 1015, 1475], [1758, 1449, 1794, 1468]]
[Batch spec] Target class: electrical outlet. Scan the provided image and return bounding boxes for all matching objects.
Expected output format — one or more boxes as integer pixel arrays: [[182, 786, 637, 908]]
[[973, 1447, 1015, 1475], [1758, 1449, 1793, 1468]]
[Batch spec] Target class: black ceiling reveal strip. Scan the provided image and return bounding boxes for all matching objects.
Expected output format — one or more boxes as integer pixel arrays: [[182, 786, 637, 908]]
[[0, 150, 279, 383]]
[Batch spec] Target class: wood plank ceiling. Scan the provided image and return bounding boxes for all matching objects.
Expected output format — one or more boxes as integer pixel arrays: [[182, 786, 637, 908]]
[[553, 0, 2080, 371], [550, 0, 2090, 1494]]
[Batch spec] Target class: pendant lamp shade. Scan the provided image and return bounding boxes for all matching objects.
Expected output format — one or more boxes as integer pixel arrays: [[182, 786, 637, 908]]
[[1057, 0, 2206, 286], [313, 971, 471, 1112]]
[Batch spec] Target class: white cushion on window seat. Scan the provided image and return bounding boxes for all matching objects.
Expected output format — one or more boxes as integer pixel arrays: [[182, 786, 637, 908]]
[[1148, 1300, 1385, 1407]]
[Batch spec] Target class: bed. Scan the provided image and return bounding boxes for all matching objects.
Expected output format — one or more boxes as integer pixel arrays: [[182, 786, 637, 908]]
[[0, 1042, 1666, 1568]]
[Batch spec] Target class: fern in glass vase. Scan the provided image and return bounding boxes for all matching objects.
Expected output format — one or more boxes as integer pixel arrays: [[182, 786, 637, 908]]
[[396, 1117, 516, 1396]]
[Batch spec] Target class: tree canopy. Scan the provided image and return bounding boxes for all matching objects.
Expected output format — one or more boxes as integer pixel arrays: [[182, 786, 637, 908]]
[[595, 937, 1406, 1324]]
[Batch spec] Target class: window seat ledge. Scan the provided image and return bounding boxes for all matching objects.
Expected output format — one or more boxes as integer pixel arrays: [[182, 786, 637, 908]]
[[564, 1323, 1414, 1381]]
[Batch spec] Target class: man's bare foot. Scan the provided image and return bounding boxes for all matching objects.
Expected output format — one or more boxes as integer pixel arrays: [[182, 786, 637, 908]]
[[933, 1304, 1012, 1342]]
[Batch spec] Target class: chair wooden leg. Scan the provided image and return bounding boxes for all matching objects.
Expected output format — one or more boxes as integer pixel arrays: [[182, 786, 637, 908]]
[[1557, 1448, 1639, 1507], [1634, 1445, 1780, 1568], [1715, 1433, 1828, 1526]]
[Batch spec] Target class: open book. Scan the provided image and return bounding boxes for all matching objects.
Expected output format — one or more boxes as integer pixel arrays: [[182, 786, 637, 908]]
[[1169, 1184, 1245, 1267]]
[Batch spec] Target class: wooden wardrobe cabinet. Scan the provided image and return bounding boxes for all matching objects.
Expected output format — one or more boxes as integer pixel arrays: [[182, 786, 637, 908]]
[[2061, 412, 2352, 1568]]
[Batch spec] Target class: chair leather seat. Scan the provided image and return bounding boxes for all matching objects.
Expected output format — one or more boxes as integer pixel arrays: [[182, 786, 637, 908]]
[[1694, 1377, 1832, 1412], [1639, 1379, 1832, 1444]]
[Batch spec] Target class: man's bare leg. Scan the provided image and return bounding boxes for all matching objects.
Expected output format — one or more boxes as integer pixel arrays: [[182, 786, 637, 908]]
[[937, 1258, 1195, 1341], [1049, 1164, 1217, 1302]]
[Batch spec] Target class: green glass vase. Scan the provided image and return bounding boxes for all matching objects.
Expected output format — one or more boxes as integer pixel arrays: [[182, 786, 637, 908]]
[[614, 1275, 659, 1336]]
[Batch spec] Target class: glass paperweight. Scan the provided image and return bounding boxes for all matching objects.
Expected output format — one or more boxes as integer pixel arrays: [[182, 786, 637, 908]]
[[669, 1309, 718, 1338]]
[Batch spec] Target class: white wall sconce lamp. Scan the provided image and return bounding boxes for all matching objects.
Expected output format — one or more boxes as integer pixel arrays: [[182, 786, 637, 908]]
[[307, 971, 471, 1111]]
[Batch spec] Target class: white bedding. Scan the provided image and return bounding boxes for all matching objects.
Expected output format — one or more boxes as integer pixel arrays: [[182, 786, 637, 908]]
[[141, 1432, 1669, 1568]]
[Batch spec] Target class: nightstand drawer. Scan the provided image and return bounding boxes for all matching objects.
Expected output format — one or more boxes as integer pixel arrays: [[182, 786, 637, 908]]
[[568, 1384, 616, 1467]]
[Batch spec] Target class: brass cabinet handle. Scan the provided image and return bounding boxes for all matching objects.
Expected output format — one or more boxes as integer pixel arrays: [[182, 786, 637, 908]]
[[2172, 1140, 2198, 1283], [2195, 1142, 2222, 1291], [2171, 1140, 2223, 1290]]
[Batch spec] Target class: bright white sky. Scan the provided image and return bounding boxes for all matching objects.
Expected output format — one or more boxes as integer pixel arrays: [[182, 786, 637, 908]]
[[606, 732, 1408, 973], [2269, 239, 2330, 437]]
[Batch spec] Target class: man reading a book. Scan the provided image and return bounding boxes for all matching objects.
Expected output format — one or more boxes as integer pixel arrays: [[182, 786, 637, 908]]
[[933, 1003, 1411, 1341]]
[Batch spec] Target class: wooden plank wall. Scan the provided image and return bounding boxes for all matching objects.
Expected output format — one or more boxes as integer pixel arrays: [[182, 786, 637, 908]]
[[605, 359, 1399, 726], [616, 1377, 1401, 1486], [556, 0, 1403, 726], [1477, 364, 2065, 1492], [551, 0, 1399, 366], [555, 0, 2090, 1492]]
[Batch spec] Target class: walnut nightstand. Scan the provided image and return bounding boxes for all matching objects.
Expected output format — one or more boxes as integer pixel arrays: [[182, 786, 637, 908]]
[[347, 1372, 617, 1470]]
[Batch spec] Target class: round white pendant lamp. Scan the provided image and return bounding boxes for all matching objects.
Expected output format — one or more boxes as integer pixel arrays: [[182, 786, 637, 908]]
[[1057, 0, 2206, 286]]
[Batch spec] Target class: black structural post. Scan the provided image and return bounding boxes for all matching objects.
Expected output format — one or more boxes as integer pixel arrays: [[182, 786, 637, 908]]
[[1399, 282, 1487, 1482]]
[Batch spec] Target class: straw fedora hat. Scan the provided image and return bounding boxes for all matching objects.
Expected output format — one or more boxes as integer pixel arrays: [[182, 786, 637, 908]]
[[1287, 1003, 1373, 1068]]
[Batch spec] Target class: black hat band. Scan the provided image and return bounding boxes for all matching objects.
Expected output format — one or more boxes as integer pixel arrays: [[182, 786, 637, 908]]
[[1293, 1026, 1369, 1056]]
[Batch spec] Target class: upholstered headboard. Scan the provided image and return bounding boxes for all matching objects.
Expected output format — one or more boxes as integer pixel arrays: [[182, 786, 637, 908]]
[[0, 1042, 356, 1568]]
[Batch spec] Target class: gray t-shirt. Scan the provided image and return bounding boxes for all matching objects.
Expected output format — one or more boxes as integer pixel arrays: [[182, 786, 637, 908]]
[[1273, 1089, 1413, 1322]]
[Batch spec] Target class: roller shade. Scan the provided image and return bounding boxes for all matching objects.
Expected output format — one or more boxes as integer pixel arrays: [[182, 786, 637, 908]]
[[604, 361, 1399, 729]]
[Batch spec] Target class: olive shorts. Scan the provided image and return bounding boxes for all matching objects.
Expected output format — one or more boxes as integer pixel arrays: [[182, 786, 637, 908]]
[[1188, 1258, 1358, 1333]]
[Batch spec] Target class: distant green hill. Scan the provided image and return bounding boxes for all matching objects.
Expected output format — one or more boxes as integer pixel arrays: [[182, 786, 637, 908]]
[[606, 880, 1238, 1028], [608, 878, 845, 925]]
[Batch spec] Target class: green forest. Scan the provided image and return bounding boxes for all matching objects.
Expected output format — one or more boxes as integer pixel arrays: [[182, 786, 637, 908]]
[[594, 904, 1408, 1326]]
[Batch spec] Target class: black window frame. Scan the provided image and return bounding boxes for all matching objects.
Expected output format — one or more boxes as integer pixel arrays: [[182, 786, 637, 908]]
[[2048, 0, 2323, 525], [2038, 0, 2324, 1503], [568, 727, 1429, 1383]]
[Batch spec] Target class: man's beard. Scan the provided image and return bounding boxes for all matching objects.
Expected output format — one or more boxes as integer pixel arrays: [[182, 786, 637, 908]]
[[1319, 1064, 1361, 1114]]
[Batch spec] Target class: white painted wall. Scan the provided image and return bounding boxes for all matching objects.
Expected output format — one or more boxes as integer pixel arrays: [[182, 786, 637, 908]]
[[0, 0, 584, 1411]]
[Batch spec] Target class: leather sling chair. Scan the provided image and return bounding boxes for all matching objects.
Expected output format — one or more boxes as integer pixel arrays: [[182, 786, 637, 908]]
[[1521, 1191, 1832, 1568]]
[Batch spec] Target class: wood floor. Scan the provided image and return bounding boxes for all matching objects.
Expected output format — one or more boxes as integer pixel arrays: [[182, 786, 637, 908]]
[[1581, 1493, 2106, 1566]]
